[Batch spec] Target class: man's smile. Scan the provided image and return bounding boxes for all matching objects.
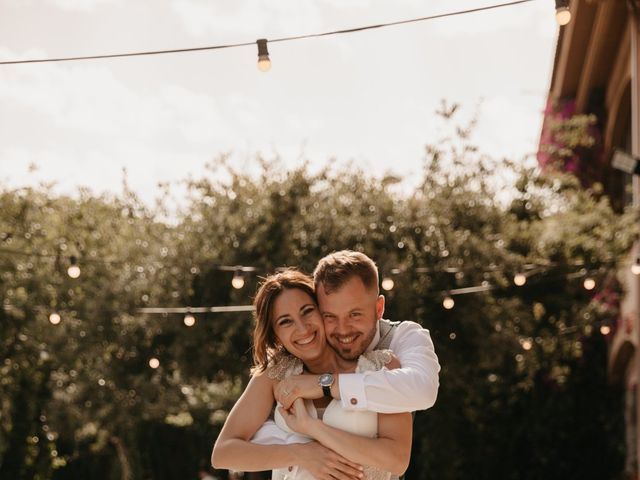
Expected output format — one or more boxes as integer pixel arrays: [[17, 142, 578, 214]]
[[333, 334, 360, 345]]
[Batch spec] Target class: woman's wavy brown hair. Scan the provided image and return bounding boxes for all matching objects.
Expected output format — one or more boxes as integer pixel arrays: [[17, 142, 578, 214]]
[[252, 269, 316, 373]]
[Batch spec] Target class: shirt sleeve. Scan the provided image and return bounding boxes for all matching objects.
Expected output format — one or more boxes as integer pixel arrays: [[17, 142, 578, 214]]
[[338, 320, 440, 413]]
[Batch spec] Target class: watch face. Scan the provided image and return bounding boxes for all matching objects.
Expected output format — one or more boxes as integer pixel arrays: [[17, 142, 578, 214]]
[[319, 373, 333, 386]]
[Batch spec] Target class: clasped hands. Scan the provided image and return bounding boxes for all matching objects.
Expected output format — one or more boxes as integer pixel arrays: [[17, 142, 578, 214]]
[[274, 373, 326, 409], [276, 376, 364, 480]]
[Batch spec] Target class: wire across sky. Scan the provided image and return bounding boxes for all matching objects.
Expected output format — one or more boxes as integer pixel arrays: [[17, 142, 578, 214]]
[[0, 0, 537, 66]]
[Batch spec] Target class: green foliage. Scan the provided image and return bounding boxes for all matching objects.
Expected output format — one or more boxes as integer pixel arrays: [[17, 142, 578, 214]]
[[0, 108, 636, 479]]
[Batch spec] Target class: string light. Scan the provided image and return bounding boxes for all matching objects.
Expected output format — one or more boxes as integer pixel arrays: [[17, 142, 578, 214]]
[[256, 39, 271, 72], [555, 0, 571, 26], [521, 339, 533, 350], [443, 295, 455, 310], [513, 273, 527, 286], [381, 277, 395, 291], [67, 255, 81, 279], [600, 325, 611, 335], [583, 277, 596, 290], [0, 1, 536, 66], [49, 312, 61, 325], [631, 258, 640, 275], [5, 244, 613, 318], [149, 358, 160, 369], [183, 313, 196, 327], [381, 268, 399, 291], [231, 270, 245, 289]]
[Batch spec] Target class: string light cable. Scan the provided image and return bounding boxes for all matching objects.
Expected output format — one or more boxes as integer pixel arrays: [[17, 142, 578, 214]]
[[0, 0, 541, 66]]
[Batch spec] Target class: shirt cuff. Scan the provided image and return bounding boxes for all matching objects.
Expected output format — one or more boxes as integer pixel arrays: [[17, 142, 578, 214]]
[[338, 372, 368, 410]]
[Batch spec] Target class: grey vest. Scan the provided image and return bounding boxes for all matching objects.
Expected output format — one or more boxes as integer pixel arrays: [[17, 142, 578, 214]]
[[375, 319, 403, 480], [375, 319, 399, 350]]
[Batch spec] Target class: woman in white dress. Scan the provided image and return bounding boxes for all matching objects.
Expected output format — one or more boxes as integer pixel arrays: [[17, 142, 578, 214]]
[[211, 270, 412, 480]]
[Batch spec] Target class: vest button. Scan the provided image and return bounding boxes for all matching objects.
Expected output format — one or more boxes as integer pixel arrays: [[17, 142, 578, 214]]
[[350, 397, 358, 405]]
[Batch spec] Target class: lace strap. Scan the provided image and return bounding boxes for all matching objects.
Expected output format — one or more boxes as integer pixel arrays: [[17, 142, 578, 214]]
[[356, 349, 393, 373], [266, 353, 304, 380]]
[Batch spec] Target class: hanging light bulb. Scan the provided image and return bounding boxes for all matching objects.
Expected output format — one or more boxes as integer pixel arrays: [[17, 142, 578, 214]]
[[49, 312, 61, 325], [600, 325, 611, 335], [256, 39, 271, 72], [67, 255, 81, 278], [184, 313, 196, 327], [583, 277, 596, 290], [149, 358, 160, 369], [443, 296, 455, 310], [631, 258, 640, 275], [555, 0, 571, 26], [231, 270, 245, 289], [381, 277, 395, 291], [513, 273, 527, 286]]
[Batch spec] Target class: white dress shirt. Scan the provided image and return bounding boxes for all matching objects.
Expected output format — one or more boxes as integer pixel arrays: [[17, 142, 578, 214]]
[[338, 320, 440, 413]]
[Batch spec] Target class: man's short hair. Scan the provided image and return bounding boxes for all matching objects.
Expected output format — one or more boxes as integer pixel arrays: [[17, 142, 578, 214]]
[[313, 250, 379, 294]]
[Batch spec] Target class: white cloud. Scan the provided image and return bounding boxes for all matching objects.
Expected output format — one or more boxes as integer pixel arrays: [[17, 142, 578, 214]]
[[0, 52, 236, 146], [403, 0, 557, 39], [473, 93, 546, 159], [45, 0, 121, 12], [170, 0, 325, 38]]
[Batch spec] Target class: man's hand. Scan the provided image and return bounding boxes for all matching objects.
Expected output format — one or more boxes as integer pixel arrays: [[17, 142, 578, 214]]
[[274, 374, 322, 409], [293, 441, 363, 480]]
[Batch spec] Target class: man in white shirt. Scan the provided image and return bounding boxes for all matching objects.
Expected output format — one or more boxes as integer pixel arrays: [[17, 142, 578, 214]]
[[273, 250, 440, 414]]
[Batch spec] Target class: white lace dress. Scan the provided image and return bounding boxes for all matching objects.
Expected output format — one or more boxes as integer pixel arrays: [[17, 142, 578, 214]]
[[267, 350, 394, 480]]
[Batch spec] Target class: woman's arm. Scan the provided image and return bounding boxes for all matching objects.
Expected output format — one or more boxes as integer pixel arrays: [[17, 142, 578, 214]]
[[279, 400, 412, 476], [212, 373, 363, 480], [212, 372, 292, 471]]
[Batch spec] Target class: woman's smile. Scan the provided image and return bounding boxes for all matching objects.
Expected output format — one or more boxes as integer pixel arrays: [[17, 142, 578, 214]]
[[294, 331, 317, 346]]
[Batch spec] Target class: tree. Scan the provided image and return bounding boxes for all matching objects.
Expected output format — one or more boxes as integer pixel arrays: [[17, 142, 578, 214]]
[[0, 106, 636, 479]]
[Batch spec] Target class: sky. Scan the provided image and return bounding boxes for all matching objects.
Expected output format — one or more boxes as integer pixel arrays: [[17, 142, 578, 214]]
[[0, 0, 558, 207]]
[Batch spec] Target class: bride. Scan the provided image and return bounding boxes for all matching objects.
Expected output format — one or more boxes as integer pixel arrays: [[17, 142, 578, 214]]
[[211, 270, 412, 480]]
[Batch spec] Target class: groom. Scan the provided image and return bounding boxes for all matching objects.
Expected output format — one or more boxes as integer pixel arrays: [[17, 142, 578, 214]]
[[255, 250, 440, 478]]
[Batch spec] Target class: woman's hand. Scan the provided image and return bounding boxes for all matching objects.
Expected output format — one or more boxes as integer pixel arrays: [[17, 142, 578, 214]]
[[386, 352, 401, 370], [278, 398, 316, 437], [294, 442, 363, 480]]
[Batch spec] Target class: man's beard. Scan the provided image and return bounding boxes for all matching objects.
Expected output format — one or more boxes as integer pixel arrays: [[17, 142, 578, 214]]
[[330, 324, 377, 361]]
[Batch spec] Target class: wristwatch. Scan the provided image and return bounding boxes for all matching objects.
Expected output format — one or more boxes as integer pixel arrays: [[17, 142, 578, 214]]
[[318, 373, 334, 397]]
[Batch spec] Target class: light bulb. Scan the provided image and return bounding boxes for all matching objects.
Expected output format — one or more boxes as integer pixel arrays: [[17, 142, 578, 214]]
[[258, 57, 271, 72], [555, 7, 571, 26], [49, 312, 61, 325], [522, 339, 533, 350], [232, 272, 245, 289], [149, 358, 160, 369], [67, 265, 81, 278], [184, 313, 196, 327], [381, 277, 395, 291], [256, 39, 271, 72], [583, 277, 596, 290], [514, 273, 526, 286], [443, 296, 455, 310], [67, 256, 81, 278], [600, 325, 611, 335], [632, 259, 640, 275]]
